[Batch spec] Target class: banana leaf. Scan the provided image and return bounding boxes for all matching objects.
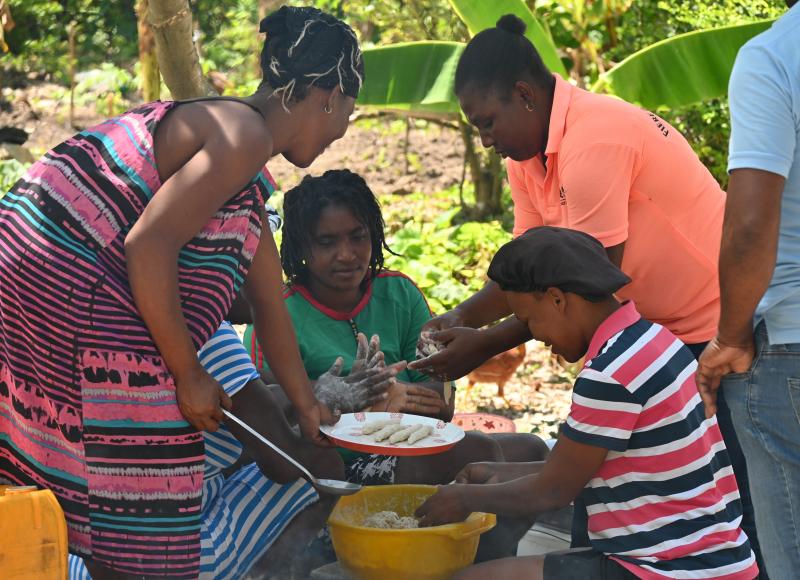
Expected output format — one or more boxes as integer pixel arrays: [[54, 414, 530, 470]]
[[447, 0, 568, 78], [358, 41, 464, 118], [595, 19, 775, 109]]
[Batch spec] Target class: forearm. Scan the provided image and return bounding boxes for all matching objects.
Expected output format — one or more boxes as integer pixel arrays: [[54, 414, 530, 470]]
[[466, 473, 571, 517], [246, 232, 318, 415], [267, 383, 298, 423], [718, 225, 777, 345], [252, 302, 316, 413], [231, 382, 343, 482], [126, 238, 202, 380], [455, 281, 511, 328], [478, 317, 531, 358], [491, 461, 546, 481], [717, 171, 783, 344], [226, 293, 254, 325]]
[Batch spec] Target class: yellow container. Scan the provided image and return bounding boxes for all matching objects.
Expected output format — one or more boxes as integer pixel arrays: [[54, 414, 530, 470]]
[[328, 485, 496, 580], [0, 485, 68, 579]]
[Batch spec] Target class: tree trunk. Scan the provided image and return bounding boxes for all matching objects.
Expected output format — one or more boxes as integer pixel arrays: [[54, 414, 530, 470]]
[[148, 0, 213, 99], [458, 120, 504, 221], [136, 0, 160, 102]]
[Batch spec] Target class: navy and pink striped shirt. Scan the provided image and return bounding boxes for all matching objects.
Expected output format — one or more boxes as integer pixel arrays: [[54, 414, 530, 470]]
[[562, 301, 757, 579]]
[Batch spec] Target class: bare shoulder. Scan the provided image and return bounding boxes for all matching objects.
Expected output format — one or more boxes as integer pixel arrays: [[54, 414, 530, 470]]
[[154, 99, 272, 181]]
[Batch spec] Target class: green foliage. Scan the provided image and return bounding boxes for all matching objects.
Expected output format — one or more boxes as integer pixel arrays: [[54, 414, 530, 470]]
[[604, 0, 785, 185], [596, 20, 774, 110], [2, 0, 791, 190], [4, 0, 137, 82], [667, 99, 732, 188], [358, 42, 463, 116], [448, 0, 567, 78], [380, 188, 511, 314], [0, 160, 28, 197], [75, 64, 137, 103], [195, 0, 261, 92], [308, 0, 469, 44]]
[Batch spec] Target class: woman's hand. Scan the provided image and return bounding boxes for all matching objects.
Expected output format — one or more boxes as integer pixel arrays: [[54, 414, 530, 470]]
[[175, 367, 232, 431], [415, 484, 472, 527], [419, 309, 467, 336], [297, 401, 339, 447], [409, 327, 492, 381], [314, 357, 404, 414], [371, 382, 448, 416]]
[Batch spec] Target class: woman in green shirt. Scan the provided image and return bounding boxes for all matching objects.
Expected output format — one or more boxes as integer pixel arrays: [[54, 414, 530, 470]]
[[245, 170, 548, 486]]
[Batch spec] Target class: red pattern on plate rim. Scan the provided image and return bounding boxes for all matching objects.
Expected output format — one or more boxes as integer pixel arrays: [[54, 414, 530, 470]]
[[354, 412, 366, 422], [436, 420, 445, 430]]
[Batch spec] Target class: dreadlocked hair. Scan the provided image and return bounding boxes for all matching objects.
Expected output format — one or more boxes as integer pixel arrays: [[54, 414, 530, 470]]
[[259, 6, 364, 112], [281, 169, 397, 287]]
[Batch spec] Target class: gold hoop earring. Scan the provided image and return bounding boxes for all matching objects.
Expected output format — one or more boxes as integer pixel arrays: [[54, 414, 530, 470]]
[[324, 104, 333, 114]]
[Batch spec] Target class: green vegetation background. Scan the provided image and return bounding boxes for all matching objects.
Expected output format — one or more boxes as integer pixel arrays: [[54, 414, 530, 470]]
[[0, 0, 787, 313]]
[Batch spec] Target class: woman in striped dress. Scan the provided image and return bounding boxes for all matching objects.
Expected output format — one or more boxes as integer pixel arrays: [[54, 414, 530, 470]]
[[0, 6, 363, 578]]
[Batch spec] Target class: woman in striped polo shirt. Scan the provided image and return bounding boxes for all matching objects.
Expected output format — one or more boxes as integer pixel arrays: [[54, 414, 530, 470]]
[[417, 227, 757, 580]]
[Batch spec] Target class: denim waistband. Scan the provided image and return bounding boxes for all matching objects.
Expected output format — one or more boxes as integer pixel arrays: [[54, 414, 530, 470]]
[[755, 320, 800, 352]]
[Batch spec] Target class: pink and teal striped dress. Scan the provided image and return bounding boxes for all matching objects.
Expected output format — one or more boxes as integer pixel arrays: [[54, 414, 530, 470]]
[[0, 100, 274, 577]]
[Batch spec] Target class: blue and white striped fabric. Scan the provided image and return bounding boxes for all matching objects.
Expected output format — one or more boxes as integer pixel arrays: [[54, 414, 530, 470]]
[[199, 462, 317, 578], [199, 321, 260, 499], [69, 322, 319, 579]]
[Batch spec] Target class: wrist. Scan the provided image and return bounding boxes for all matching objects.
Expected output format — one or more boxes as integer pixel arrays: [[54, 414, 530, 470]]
[[451, 305, 472, 328], [475, 327, 500, 357], [464, 483, 488, 513], [717, 326, 755, 349], [295, 396, 319, 415], [172, 361, 206, 384]]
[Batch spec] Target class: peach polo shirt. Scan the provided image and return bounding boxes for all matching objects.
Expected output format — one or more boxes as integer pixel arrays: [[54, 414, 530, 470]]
[[508, 75, 724, 343]]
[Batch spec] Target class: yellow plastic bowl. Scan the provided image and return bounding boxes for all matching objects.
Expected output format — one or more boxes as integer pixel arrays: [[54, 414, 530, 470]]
[[328, 485, 496, 580]]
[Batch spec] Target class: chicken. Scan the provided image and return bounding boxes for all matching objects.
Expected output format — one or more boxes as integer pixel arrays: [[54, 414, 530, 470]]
[[467, 344, 527, 398]]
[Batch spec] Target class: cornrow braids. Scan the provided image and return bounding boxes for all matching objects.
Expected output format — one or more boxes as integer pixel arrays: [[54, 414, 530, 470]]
[[281, 169, 397, 286], [259, 6, 364, 112]]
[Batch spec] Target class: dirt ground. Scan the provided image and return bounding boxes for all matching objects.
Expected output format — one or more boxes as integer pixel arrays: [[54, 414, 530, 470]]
[[1, 81, 572, 437], [1, 81, 467, 195]]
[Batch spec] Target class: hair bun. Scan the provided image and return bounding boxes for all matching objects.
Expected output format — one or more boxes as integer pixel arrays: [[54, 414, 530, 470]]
[[496, 14, 526, 35]]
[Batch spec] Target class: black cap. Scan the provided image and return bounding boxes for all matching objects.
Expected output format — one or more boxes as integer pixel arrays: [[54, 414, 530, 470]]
[[488, 226, 631, 297]]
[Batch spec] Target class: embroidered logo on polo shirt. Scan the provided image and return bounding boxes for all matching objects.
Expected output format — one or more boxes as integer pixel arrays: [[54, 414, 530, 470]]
[[559, 186, 567, 206], [648, 112, 669, 138]]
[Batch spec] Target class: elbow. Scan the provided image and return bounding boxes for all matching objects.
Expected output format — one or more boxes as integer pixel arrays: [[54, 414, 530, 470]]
[[723, 212, 780, 248], [124, 229, 153, 263], [124, 229, 178, 273]]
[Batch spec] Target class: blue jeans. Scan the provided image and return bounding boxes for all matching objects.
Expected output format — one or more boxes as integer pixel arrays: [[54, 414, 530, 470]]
[[723, 322, 800, 579]]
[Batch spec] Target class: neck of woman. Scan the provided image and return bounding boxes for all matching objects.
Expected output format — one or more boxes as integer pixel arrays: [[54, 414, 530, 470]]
[[305, 278, 365, 314]]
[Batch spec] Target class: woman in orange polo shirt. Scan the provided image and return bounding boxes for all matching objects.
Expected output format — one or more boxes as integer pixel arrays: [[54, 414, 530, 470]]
[[409, 13, 766, 571]]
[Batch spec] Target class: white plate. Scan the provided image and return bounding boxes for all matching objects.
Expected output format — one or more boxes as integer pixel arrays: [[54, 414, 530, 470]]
[[320, 412, 465, 456]]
